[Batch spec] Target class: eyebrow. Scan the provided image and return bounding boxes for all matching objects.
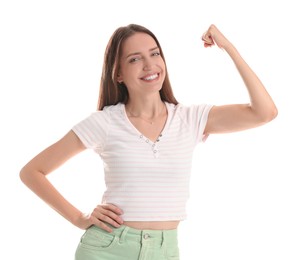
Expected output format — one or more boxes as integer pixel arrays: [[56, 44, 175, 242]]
[[125, 46, 159, 59]]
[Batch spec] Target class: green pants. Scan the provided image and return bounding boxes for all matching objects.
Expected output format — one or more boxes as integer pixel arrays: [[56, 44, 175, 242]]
[[75, 224, 179, 260]]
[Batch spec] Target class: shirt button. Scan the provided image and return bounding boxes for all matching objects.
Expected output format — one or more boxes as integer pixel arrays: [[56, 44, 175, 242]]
[[146, 139, 149, 143], [139, 135, 143, 138], [143, 233, 150, 239]]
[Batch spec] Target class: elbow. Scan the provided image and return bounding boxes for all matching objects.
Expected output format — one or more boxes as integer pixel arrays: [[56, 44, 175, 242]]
[[271, 106, 278, 120], [260, 106, 278, 124], [20, 165, 46, 185], [266, 105, 278, 122], [19, 167, 28, 184], [250, 103, 278, 125], [19, 166, 34, 185]]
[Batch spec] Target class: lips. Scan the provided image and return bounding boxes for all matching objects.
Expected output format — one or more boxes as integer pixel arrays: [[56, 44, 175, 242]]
[[141, 73, 159, 81]]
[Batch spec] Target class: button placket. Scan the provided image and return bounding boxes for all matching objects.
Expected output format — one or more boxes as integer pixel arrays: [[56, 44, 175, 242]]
[[153, 147, 159, 158], [138, 133, 163, 158]]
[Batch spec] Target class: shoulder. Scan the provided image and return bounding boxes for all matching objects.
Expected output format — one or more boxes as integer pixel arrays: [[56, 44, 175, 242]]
[[101, 103, 125, 119], [102, 103, 123, 113], [88, 103, 123, 120]]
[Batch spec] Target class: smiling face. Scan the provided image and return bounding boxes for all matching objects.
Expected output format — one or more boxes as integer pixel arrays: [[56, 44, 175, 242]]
[[117, 32, 166, 99]]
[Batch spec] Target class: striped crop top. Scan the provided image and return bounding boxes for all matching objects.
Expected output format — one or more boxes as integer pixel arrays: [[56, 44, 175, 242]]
[[72, 102, 213, 221]]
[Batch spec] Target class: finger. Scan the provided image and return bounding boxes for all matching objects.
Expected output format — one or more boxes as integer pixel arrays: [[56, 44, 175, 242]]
[[96, 212, 122, 228], [99, 208, 124, 225], [90, 216, 114, 233], [201, 32, 208, 41], [92, 206, 123, 226], [100, 222, 113, 233], [202, 33, 214, 44], [102, 204, 123, 215], [204, 42, 212, 48], [89, 211, 122, 232]]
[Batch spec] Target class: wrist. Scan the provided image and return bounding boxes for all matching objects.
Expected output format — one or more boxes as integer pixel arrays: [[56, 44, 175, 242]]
[[72, 211, 91, 230]]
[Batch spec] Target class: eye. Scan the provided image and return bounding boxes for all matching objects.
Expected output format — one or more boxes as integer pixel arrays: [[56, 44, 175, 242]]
[[152, 52, 160, 57], [129, 56, 141, 63]]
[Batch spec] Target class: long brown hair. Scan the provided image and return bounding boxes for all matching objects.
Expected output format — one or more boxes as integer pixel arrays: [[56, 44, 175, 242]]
[[97, 24, 178, 110]]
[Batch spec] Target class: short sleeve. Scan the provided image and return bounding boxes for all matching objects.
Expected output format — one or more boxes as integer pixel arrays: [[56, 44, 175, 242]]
[[180, 104, 214, 144], [72, 110, 109, 154]]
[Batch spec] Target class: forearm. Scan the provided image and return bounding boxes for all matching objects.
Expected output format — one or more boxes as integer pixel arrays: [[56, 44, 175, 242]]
[[20, 169, 82, 226], [225, 43, 278, 120]]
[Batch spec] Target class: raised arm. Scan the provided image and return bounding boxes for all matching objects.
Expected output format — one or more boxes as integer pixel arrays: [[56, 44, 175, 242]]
[[202, 25, 278, 134]]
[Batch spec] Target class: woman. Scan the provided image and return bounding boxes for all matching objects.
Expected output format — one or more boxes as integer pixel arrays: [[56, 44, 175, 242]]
[[20, 24, 277, 260]]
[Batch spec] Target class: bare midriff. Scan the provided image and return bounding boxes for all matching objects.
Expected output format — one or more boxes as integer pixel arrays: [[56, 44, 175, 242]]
[[123, 221, 180, 230]]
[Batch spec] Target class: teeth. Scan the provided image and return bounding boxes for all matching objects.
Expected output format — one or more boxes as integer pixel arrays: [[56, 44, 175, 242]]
[[143, 74, 158, 81]]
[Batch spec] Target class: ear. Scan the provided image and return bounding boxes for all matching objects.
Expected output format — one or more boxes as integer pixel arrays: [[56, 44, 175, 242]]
[[117, 73, 123, 83]]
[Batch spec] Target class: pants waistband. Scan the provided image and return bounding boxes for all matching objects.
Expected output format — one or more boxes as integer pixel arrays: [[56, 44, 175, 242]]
[[89, 224, 178, 246]]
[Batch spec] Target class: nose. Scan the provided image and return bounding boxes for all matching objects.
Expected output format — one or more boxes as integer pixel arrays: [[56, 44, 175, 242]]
[[143, 57, 154, 71]]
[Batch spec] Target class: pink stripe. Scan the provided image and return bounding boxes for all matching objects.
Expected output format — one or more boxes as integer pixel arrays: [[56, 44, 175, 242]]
[[104, 195, 188, 199]]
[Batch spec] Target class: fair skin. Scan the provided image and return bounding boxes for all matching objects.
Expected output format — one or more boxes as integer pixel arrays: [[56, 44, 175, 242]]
[[20, 25, 277, 233], [118, 32, 168, 144]]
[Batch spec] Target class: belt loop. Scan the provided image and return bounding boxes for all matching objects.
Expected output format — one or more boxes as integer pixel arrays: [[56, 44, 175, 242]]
[[119, 226, 129, 244], [161, 230, 165, 247]]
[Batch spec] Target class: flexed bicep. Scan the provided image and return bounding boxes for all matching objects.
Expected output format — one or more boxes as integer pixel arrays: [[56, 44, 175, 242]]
[[204, 104, 271, 135]]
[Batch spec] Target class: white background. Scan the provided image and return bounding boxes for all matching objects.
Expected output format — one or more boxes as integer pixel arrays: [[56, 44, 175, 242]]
[[1, 0, 296, 259]]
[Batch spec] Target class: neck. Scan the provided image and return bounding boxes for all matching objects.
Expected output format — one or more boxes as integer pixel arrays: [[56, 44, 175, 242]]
[[126, 95, 165, 118]]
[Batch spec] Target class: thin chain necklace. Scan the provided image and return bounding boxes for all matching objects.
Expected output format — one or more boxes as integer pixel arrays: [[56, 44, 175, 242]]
[[127, 103, 165, 125]]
